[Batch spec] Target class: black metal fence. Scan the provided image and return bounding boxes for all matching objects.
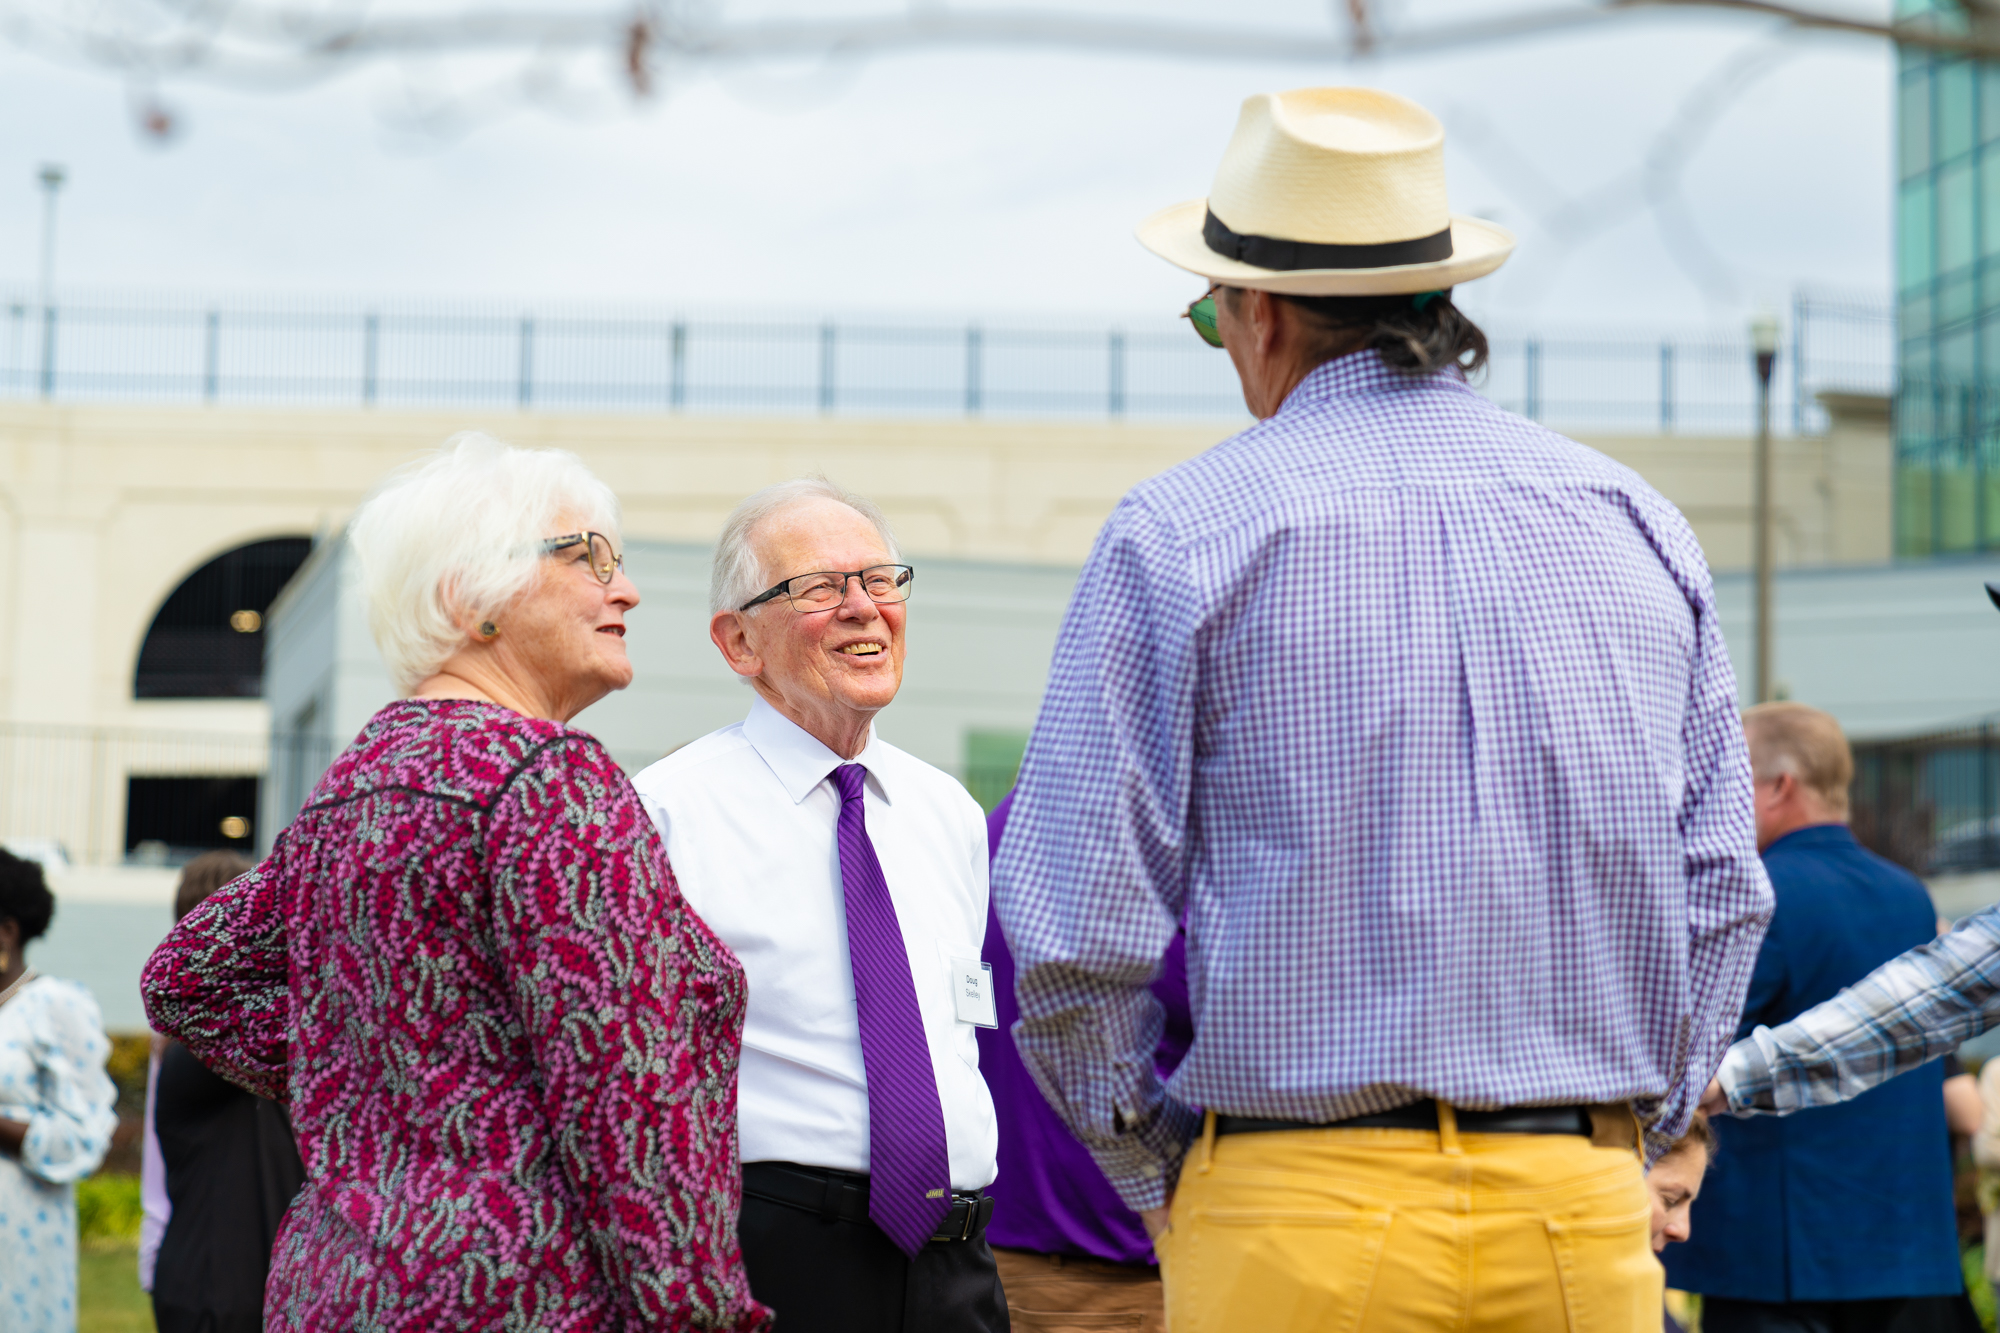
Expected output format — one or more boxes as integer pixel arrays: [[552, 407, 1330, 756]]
[[1853, 719, 2000, 876], [0, 287, 1892, 435]]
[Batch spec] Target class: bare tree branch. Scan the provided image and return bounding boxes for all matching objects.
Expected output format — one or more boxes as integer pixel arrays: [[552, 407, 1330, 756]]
[[3, 0, 1988, 133], [1609, 0, 2000, 55]]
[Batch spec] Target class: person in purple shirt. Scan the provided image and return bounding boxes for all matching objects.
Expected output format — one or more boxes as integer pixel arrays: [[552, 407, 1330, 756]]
[[979, 791, 1192, 1333]]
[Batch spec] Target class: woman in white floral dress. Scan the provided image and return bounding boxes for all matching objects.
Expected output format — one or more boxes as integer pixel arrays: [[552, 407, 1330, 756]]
[[0, 847, 118, 1333]]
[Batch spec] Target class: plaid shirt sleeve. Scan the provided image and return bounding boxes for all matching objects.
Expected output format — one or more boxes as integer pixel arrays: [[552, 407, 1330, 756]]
[[1719, 906, 2000, 1115], [995, 495, 1204, 1213]]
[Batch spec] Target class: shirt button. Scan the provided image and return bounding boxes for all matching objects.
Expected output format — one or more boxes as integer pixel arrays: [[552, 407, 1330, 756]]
[[1141, 1165, 1160, 1179]]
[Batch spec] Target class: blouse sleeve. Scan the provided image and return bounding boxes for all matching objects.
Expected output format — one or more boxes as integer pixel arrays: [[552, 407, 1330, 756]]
[[14, 981, 118, 1185], [140, 859, 290, 1102], [486, 737, 768, 1332], [137, 1044, 169, 1290]]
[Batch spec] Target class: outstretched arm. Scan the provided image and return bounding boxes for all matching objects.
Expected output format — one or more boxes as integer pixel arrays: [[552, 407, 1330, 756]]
[[1717, 907, 2000, 1115]]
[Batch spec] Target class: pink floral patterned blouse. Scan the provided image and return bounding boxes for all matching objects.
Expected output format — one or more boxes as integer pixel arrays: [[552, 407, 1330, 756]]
[[142, 700, 770, 1331]]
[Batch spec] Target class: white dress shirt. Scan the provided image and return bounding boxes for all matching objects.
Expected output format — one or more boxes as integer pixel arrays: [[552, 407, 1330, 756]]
[[632, 697, 998, 1190]]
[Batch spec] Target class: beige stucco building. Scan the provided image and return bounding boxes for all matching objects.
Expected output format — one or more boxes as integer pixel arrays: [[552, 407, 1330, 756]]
[[0, 394, 1892, 871]]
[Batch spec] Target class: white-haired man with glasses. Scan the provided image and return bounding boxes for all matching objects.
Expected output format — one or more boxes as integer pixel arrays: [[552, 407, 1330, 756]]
[[632, 477, 1005, 1333]]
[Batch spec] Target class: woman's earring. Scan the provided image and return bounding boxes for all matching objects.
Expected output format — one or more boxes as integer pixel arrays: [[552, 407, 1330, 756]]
[[479, 622, 498, 638]]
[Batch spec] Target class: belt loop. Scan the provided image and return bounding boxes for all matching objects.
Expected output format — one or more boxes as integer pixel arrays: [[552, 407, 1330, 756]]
[[1436, 1100, 1463, 1156], [1586, 1102, 1645, 1162], [1198, 1108, 1218, 1175], [819, 1172, 843, 1225]]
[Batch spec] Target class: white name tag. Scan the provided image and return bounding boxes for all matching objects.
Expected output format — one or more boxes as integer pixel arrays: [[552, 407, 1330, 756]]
[[950, 956, 999, 1029]]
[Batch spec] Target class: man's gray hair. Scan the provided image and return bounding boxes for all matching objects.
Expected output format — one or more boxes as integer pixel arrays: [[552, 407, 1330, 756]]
[[348, 431, 620, 692], [710, 476, 900, 615]]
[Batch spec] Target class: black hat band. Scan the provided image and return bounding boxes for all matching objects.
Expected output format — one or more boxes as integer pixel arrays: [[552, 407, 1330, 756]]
[[1203, 207, 1454, 271]]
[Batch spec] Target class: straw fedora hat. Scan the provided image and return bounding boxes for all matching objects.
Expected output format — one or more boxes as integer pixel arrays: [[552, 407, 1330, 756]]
[[1137, 87, 1514, 297]]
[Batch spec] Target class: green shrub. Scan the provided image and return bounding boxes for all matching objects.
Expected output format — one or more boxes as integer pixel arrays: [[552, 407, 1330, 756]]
[[103, 1034, 152, 1121], [77, 1173, 144, 1243], [1967, 1246, 1996, 1333]]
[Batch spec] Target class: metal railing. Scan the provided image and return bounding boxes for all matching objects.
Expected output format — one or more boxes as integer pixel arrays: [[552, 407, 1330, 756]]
[[1852, 718, 2000, 876], [0, 286, 1893, 435]]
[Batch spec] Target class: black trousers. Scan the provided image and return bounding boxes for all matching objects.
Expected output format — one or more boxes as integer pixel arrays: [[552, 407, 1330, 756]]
[[738, 1187, 1009, 1333], [150, 1304, 265, 1333], [1702, 1294, 1982, 1333]]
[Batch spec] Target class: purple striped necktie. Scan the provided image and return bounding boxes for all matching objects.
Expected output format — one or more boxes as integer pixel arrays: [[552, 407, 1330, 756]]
[[830, 762, 952, 1258]]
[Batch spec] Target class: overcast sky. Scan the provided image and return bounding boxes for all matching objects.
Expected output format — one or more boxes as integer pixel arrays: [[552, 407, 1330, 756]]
[[0, 0, 1895, 335]]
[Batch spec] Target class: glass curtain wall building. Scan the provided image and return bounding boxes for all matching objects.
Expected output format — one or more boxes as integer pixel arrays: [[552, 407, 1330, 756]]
[[1898, 1, 2000, 554]]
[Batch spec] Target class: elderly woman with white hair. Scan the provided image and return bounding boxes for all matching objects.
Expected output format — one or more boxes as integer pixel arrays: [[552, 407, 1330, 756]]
[[141, 433, 769, 1332]]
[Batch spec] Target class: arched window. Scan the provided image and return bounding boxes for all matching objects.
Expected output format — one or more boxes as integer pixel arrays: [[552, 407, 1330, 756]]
[[134, 537, 314, 699]]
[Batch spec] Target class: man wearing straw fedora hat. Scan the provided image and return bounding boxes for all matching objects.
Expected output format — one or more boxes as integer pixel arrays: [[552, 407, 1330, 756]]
[[993, 86, 1772, 1332]]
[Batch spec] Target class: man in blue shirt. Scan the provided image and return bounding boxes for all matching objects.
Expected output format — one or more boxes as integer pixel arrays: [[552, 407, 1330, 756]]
[[1667, 703, 1960, 1331]]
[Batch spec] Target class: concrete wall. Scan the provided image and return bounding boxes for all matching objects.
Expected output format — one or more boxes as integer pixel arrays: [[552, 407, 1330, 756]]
[[1582, 394, 1893, 573], [0, 395, 1888, 734], [0, 393, 1894, 865], [0, 401, 1225, 740], [1, 390, 1929, 1025], [1712, 556, 2000, 739]]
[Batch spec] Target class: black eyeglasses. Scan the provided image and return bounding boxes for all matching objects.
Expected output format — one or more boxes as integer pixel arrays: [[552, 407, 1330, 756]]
[[741, 564, 915, 613], [541, 532, 623, 585]]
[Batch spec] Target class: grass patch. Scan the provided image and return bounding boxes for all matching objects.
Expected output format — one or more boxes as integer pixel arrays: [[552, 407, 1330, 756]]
[[78, 1174, 144, 1244], [1967, 1246, 1996, 1333], [78, 1239, 153, 1333]]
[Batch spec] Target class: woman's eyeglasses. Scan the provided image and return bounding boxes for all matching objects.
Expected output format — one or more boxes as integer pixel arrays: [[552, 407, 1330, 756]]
[[1182, 285, 1224, 348], [541, 532, 623, 585]]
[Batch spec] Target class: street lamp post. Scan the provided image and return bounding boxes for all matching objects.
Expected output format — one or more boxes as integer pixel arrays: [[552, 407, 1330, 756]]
[[1751, 310, 1780, 705], [36, 164, 65, 401]]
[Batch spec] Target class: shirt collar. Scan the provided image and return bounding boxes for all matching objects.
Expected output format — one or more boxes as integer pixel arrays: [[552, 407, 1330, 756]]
[[742, 694, 892, 806], [1763, 822, 1856, 855], [1275, 347, 1469, 417]]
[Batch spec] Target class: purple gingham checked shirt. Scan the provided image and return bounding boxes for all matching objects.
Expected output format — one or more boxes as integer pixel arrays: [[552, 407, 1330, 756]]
[[991, 350, 1774, 1211]]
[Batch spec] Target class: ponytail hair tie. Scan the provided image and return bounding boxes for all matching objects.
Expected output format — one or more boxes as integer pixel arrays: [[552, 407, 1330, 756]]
[[1412, 290, 1446, 312]]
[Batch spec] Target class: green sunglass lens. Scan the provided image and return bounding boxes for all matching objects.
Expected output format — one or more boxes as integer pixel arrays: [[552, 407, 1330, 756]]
[[1189, 296, 1223, 348]]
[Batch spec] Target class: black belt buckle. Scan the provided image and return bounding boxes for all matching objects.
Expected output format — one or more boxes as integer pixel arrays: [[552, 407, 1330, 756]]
[[935, 1191, 991, 1242]]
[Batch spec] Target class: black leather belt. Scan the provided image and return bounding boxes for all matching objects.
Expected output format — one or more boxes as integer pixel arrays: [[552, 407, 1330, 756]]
[[742, 1161, 995, 1243], [1217, 1102, 1591, 1137]]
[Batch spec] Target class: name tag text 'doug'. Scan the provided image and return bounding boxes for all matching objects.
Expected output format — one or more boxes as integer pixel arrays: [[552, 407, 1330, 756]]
[[949, 956, 998, 1029]]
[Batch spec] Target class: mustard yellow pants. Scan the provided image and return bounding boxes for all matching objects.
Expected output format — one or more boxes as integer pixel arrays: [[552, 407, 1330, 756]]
[[1156, 1108, 1662, 1333]]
